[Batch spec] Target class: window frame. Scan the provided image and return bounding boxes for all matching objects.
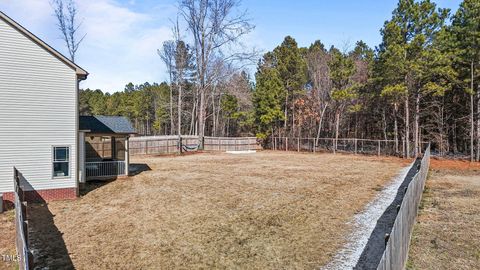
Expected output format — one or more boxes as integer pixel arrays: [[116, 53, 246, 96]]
[[52, 145, 71, 179]]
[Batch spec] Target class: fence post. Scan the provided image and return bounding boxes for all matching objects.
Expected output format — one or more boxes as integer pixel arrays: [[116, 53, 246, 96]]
[[22, 204, 28, 245], [297, 138, 300, 152], [145, 140, 149, 155], [179, 136, 183, 154], [285, 137, 288, 151], [313, 138, 316, 153], [355, 138, 358, 155], [378, 140, 381, 156]]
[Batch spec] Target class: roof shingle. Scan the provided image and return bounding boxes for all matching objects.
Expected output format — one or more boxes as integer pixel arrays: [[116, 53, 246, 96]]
[[80, 116, 136, 134]]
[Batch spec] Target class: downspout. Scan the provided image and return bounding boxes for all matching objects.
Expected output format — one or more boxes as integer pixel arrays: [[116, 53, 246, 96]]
[[75, 77, 80, 197], [76, 73, 88, 196]]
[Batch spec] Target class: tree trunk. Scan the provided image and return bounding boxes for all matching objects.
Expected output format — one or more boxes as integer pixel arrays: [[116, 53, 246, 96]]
[[394, 103, 399, 154], [198, 89, 206, 147], [405, 96, 410, 158], [355, 112, 358, 139], [178, 83, 182, 136], [453, 121, 458, 154], [477, 84, 480, 162], [146, 114, 150, 135], [471, 61, 475, 162], [315, 105, 328, 146], [217, 105, 222, 136], [382, 109, 388, 141], [189, 89, 198, 135], [227, 118, 230, 136], [292, 102, 295, 137], [334, 110, 340, 154], [414, 92, 420, 157], [284, 94, 288, 132], [212, 91, 216, 137], [153, 96, 158, 135], [170, 85, 174, 135], [439, 101, 444, 156]]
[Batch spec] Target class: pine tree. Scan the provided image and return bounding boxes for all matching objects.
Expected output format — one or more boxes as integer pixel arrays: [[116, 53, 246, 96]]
[[378, 0, 449, 157], [451, 0, 480, 161], [273, 36, 308, 135], [253, 64, 285, 140]]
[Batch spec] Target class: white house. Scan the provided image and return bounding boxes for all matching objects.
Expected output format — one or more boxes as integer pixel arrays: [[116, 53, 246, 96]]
[[0, 11, 134, 204]]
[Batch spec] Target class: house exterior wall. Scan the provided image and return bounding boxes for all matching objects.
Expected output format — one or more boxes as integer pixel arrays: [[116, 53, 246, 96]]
[[0, 17, 78, 196]]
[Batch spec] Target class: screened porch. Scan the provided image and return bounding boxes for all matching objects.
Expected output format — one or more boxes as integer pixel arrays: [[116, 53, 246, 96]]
[[79, 116, 135, 181], [84, 136, 128, 180]]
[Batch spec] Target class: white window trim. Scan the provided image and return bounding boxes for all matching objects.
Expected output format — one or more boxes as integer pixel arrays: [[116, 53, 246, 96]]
[[52, 145, 71, 179]]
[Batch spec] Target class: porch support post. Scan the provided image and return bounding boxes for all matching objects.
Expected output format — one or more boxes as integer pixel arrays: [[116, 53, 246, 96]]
[[125, 136, 130, 176], [79, 132, 86, 183], [111, 136, 116, 159]]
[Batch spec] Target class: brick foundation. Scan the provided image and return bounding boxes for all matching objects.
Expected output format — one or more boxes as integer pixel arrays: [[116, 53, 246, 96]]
[[2, 187, 77, 208]]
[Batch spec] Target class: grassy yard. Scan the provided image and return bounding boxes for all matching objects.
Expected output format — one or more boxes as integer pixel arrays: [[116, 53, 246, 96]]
[[407, 159, 480, 270], [0, 210, 16, 270], [22, 151, 407, 269]]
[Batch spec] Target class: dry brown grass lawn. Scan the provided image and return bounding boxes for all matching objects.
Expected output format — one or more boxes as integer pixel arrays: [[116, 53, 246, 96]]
[[0, 210, 16, 270], [407, 160, 480, 270], [29, 151, 408, 269]]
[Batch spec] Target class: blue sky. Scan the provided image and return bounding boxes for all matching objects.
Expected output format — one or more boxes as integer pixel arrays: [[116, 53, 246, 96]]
[[0, 0, 462, 92]]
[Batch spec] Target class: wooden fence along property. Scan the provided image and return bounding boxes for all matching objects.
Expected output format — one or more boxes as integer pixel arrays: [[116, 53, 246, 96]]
[[129, 135, 424, 157], [203, 137, 258, 151], [13, 168, 32, 270], [376, 145, 431, 270], [129, 136, 259, 156]]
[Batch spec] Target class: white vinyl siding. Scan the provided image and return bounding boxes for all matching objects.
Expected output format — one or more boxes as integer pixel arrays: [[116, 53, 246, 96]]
[[0, 18, 77, 193]]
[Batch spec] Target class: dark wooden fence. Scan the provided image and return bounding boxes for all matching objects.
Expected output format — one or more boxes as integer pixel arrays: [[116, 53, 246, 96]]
[[13, 168, 32, 270], [376, 145, 431, 270], [129, 136, 259, 156]]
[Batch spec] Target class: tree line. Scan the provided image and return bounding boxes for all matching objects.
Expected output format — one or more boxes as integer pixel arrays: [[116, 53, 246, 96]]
[[78, 0, 480, 160]]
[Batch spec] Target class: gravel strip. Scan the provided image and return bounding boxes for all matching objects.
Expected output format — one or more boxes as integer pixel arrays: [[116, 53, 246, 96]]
[[322, 161, 414, 270]]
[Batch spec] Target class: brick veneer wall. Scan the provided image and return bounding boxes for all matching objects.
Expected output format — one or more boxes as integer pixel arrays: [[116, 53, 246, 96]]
[[2, 187, 77, 208]]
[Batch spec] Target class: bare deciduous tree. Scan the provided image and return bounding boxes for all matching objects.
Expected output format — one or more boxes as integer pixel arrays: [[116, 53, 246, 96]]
[[306, 41, 332, 145], [52, 0, 85, 62], [173, 20, 195, 136], [179, 0, 256, 145], [158, 41, 176, 135]]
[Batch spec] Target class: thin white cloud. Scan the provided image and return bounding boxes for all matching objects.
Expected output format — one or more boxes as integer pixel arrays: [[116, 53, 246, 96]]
[[78, 0, 149, 49], [0, 0, 176, 92], [0, 0, 52, 34], [76, 0, 175, 91]]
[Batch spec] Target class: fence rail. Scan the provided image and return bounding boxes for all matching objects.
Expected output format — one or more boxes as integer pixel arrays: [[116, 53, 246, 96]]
[[129, 136, 259, 156], [85, 161, 126, 179], [376, 145, 431, 270], [13, 168, 32, 270], [203, 136, 258, 151], [269, 137, 427, 157]]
